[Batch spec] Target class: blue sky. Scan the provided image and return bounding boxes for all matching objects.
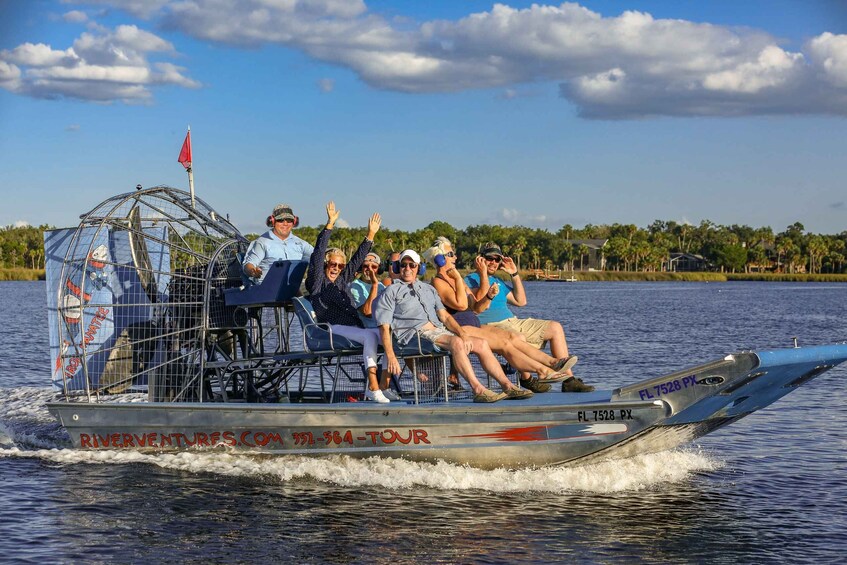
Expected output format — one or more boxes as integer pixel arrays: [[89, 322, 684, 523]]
[[1, 1, 845, 235]]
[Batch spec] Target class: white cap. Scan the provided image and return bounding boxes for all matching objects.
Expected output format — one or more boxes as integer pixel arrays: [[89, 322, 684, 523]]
[[398, 249, 421, 264]]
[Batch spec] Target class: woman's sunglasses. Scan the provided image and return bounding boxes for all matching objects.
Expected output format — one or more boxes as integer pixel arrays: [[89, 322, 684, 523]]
[[326, 261, 345, 269]]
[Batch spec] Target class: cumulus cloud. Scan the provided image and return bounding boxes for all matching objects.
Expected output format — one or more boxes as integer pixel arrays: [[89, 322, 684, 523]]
[[0, 24, 199, 103], [62, 10, 88, 24], [492, 208, 549, 227], [317, 77, 335, 92], [22, 1, 847, 116], [13, 220, 31, 228], [62, 0, 171, 19]]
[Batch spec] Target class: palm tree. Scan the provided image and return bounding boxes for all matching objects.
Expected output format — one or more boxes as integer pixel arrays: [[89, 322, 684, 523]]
[[577, 244, 590, 271]]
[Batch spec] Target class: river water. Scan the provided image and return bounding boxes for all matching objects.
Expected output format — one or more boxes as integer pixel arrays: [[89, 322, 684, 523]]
[[1, 281, 845, 563]]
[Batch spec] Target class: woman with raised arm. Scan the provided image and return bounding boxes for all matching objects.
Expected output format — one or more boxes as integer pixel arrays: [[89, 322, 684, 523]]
[[423, 237, 574, 393], [305, 201, 395, 403]]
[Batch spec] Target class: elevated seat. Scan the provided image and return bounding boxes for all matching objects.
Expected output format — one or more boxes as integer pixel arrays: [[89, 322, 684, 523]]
[[290, 296, 442, 356], [224, 260, 308, 307]]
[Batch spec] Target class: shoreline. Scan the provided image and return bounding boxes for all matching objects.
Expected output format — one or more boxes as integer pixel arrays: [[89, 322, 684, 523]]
[[3, 268, 845, 283]]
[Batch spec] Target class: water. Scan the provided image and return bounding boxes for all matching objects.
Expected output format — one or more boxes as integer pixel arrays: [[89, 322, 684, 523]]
[[1, 280, 845, 563]]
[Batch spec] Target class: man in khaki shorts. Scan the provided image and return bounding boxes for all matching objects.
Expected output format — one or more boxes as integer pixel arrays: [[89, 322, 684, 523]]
[[465, 242, 594, 393]]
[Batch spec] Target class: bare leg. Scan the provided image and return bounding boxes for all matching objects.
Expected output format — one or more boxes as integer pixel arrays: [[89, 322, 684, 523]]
[[434, 335, 487, 395], [467, 336, 517, 392], [367, 366, 380, 391], [463, 326, 556, 377], [544, 321, 572, 375]]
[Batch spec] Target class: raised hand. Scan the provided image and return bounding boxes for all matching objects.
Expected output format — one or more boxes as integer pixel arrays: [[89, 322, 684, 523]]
[[326, 201, 340, 228], [364, 267, 379, 284], [474, 255, 487, 273], [367, 212, 382, 240], [501, 256, 517, 274], [487, 281, 500, 299]]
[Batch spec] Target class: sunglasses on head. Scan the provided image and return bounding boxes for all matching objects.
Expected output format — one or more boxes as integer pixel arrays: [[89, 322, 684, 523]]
[[326, 261, 345, 269]]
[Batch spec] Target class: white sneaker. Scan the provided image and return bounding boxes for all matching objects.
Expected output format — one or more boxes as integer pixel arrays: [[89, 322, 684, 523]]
[[365, 389, 390, 403], [382, 389, 401, 401]]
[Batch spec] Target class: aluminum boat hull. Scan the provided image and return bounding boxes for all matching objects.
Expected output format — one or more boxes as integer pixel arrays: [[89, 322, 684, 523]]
[[47, 344, 847, 468]]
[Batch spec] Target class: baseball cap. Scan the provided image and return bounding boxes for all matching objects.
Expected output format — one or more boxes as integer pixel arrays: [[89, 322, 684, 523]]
[[271, 204, 296, 221], [398, 249, 421, 264], [480, 242, 503, 258]]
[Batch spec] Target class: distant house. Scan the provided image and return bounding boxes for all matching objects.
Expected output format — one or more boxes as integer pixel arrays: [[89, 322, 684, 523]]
[[667, 252, 709, 272], [570, 239, 608, 270]]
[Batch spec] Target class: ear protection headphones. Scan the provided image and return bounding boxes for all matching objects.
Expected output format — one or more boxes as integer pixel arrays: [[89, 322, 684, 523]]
[[391, 260, 426, 276], [433, 254, 447, 268], [266, 215, 300, 228]]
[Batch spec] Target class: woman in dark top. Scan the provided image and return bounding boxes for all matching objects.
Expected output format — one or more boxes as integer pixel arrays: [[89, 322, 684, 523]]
[[305, 201, 393, 403]]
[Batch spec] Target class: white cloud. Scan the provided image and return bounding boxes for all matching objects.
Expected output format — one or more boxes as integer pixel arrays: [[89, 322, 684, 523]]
[[807, 32, 847, 87], [702, 45, 803, 93], [63, 0, 171, 19], [13, 220, 31, 228], [63, 10, 88, 24], [317, 77, 335, 92], [493, 208, 549, 227], [22, 2, 847, 117], [66, 124, 81, 131], [0, 24, 199, 103]]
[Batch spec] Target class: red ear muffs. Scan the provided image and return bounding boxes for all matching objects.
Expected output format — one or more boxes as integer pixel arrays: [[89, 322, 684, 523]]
[[267, 215, 300, 227]]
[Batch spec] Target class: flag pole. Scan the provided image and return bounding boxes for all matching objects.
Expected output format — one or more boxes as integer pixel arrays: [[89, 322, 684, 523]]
[[178, 126, 195, 208], [186, 125, 195, 209]]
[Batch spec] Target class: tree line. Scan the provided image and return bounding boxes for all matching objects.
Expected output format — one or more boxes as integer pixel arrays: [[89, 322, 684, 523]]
[[3, 219, 845, 275]]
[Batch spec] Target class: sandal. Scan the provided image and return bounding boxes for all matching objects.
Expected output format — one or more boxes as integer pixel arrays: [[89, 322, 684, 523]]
[[552, 355, 579, 373]]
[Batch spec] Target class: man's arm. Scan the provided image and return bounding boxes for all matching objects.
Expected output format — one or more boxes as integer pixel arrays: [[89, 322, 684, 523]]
[[437, 309, 467, 340], [359, 275, 381, 317], [501, 256, 527, 306], [379, 323, 401, 375], [242, 239, 265, 279]]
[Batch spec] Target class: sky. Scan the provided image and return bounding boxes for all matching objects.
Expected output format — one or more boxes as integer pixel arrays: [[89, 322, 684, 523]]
[[0, 0, 845, 236]]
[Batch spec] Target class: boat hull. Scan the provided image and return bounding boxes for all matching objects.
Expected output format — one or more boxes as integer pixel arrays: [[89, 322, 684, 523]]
[[47, 344, 847, 468], [47, 397, 671, 468]]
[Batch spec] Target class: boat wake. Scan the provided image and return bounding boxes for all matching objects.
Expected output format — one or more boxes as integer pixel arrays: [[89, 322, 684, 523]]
[[0, 386, 723, 494]]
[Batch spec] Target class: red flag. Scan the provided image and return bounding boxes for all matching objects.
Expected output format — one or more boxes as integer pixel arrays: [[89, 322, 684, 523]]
[[178, 129, 192, 169]]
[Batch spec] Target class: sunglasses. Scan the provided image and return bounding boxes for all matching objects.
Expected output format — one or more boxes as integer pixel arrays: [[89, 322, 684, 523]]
[[363, 263, 379, 270], [326, 261, 345, 269], [444, 251, 456, 257], [400, 262, 418, 270], [275, 218, 295, 224], [483, 255, 502, 263]]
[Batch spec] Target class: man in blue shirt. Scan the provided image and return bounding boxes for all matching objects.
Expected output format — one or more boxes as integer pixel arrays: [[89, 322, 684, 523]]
[[466, 242, 593, 393], [243, 204, 314, 284], [373, 249, 532, 403]]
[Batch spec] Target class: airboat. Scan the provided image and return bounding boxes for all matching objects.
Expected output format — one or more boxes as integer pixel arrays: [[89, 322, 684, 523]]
[[44, 186, 847, 469]]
